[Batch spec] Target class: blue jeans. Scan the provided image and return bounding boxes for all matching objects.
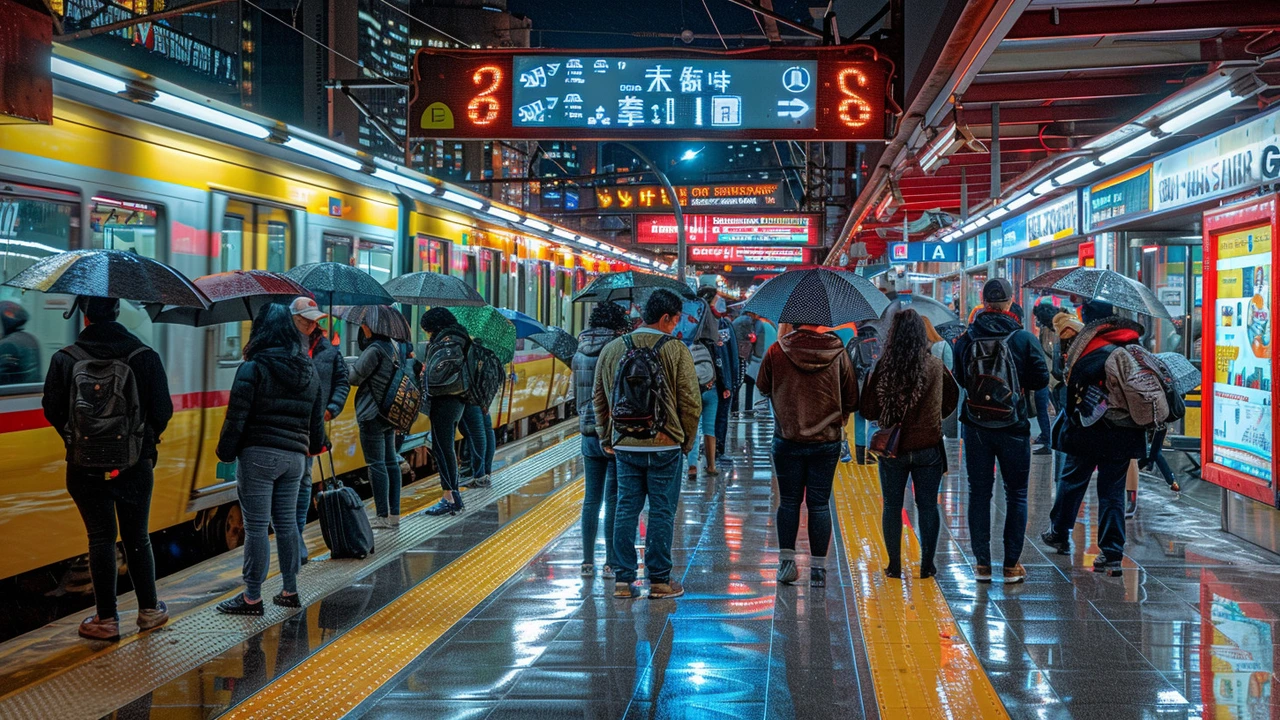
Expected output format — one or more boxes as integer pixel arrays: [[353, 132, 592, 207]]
[[460, 404, 495, 479], [772, 438, 840, 557], [963, 424, 1031, 568], [296, 459, 314, 562], [360, 421, 399, 516], [1050, 454, 1128, 561], [581, 435, 618, 567], [686, 388, 718, 468], [238, 446, 306, 601], [1033, 387, 1052, 443], [612, 448, 684, 585], [714, 387, 730, 452], [429, 395, 467, 493], [878, 445, 945, 569]]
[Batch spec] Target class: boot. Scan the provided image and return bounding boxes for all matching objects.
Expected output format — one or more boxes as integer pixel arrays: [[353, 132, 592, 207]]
[[704, 437, 718, 475]]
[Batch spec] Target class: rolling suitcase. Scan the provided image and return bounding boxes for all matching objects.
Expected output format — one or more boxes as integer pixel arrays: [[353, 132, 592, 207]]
[[316, 450, 375, 559]]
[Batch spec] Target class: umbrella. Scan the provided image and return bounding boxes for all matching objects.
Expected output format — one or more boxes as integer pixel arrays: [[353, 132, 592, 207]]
[[285, 262, 393, 307], [528, 327, 578, 365], [149, 270, 310, 326], [1024, 267, 1172, 321], [572, 271, 695, 303], [333, 305, 413, 341], [1158, 352, 1200, 396], [383, 271, 485, 307], [3, 249, 209, 308], [742, 268, 890, 326], [495, 308, 546, 338], [867, 295, 960, 337], [447, 306, 516, 364], [936, 321, 967, 343]]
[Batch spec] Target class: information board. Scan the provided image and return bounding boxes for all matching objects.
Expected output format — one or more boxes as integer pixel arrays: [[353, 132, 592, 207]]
[[634, 214, 821, 246], [689, 246, 808, 264], [1086, 165, 1152, 231], [596, 183, 783, 212]]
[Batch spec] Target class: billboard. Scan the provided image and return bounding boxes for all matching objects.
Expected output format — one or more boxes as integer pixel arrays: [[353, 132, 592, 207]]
[[409, 47, 889, 141], [689, 246, 808, 264], [595, 183, 784, 212], [635, 214, 821, 246]]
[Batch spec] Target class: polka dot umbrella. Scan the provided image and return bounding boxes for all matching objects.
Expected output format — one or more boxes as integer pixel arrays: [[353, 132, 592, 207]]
[[741, 268, 890, 326], [1024, 267, 1172, 321]]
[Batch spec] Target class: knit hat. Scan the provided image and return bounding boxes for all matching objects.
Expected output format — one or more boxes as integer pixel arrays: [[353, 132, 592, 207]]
[[1053, 312, 1083, 338]]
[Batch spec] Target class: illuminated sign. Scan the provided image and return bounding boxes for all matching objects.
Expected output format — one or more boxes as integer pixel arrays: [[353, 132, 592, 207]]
[[409, 47, 888, 141], [1153, 109, 1280, 212], [634, 214, 821, 246], [689, 246, 808, 264], [999, 193, 1079, 258], [887, 242, 960, 263], [596, 183, 783, 212], [1086, 165, 1151, 231]]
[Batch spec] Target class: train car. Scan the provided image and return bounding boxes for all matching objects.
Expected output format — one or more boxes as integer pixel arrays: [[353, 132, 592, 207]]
[[0, 48, 638, 600]]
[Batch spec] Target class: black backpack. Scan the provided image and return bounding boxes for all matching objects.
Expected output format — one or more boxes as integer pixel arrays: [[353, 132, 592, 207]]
[[962, 333, 1025, 429], [848, 336, 882, 388], [610, 334, 673, 440], [376, 345, 422, 434], [61, 344, 148, 470], [424, 332, 471, 398], [465, 340, 505, 409]]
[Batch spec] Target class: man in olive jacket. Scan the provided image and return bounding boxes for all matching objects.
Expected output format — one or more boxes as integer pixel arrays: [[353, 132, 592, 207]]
[[593, 289, 701, 601]]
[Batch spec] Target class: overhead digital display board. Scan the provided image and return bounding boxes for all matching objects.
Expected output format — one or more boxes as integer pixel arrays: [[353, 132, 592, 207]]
[[596, 183, 783, 212], [409, 47, 888, 141], [689, 246, 809, 264], [635, 214, 821, 246]]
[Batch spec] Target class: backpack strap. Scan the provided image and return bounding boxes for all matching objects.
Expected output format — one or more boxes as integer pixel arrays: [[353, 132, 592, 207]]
[[623, 334, 634, 351], [61, 344, 91, 363], [125, 347, 148, 363]]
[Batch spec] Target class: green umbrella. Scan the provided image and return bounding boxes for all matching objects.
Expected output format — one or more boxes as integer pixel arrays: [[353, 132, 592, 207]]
[[447, 305, 516, 364]]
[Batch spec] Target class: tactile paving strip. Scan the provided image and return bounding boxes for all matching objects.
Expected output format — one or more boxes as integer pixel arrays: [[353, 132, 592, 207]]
[[0, 438, 580, 720], [832, 457, 1010, 720]]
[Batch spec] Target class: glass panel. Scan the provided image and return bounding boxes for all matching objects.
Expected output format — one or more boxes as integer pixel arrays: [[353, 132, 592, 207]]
[[541, 261, 553, 326], [258, 207, 291, 271], [91, 197, 158, 257], [218, 210, 248, 361], [476, 249, 493, 304], [357, 241, 393, 284], [324, 233, 354, 265]]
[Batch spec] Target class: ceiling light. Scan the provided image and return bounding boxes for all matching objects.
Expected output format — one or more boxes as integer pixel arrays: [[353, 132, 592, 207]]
[[578, 237, 599, 247], [441, 190, 485, 210], [155, 92, 271, 139], [1158, 89, 1241, 136], [1032, 180, 1056, 196], [1098, 131, 1162, 166], [552, 228, 576, 241], [283, 137, 362, 170], [522, 218, 551, 232], [1052, 162, 1101, 187], [1007, 194, 1036, 211], [485, 206, 522, 223], [372, 168, 434, 195], [51, 57, 127, 94], [987, 206, 1010, 220]]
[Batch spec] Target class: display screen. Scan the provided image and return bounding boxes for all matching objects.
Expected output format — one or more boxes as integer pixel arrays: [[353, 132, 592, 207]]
[[512, 57, 817, 131], [689, 246, 807, 264], [1211, 224, 1273, 482], [595, 183, 783, 212], [635, 214, 820, 246]]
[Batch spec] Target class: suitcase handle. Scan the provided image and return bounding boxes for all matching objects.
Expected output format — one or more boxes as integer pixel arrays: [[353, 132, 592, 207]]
[[318, 447, 340, 491]]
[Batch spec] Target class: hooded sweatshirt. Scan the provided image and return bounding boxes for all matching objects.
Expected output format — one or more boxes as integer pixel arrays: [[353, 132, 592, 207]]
[[217, 347, 325, 461], [572, 326, 620, 436], [951, 309, 1050, 435], [755, 329, 858, 443]]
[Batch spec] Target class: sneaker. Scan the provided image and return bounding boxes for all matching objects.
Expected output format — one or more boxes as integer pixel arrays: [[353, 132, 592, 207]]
[[1170, 480, 1181, 493], [602, 565, 615, 579], [1093, 556, 1123, 577], [883, 564, 902, 579], [614, 582, 639, 599], [974, 564, 993, 583], [137, 601, 169, 631], [273, 592, 301, 608], [370, 516, 395, 530], [1003, 564, 1027, 584], [469, 474, 492, 489], [1040, 530, 1070, 555], [1032, 445, 1052, 456], [423, 492, 463, 517], [581, 563, 594, 576], [810, 568, 827, 587], [648, 580, 685, 600], [78, 614, 120, 641], [216, 593, 264, 616], [777, 559, 799, 585], [840, 441, 853, 464]]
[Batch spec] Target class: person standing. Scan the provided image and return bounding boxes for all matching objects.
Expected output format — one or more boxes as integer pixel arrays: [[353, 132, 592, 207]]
[[682, 295, 722, 479], [861, 310, 959, 580], [740, 311, 769, 416], [1041, 300, 1148, 575], [1050, 312, 1083, 482], [215, 303, 325, 615], [756, 322, 858, 588], [0, 301, 40, 385], [349, 325, 403, 529], [698, 287, 740, 464], [419, 307, 473, 517], [952, 278, 1049, 584], [731, 309, 754, 413], [573, 302, 631, 578], [43, 297, 173, 640], [289, 298, 349, 564], [593, 289, 701, 600]]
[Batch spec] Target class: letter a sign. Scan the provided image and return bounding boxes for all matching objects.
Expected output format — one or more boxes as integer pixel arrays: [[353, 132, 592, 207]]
[[887, 242, 960, 263]]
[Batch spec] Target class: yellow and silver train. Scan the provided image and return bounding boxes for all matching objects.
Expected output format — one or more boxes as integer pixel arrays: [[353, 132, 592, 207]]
[[0, 48, 638, 587]]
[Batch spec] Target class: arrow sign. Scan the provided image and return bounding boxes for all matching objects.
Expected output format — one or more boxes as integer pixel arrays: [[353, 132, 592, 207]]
[[777, 99, 810, 118]]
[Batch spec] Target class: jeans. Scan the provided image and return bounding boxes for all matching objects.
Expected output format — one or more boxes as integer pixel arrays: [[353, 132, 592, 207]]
[[296, 459, 314, 562], [1033, 387, 1052, 443], [612, 448, 684, 585], [743, 375, 757, 410], [714, 386, 730, 452], [772, 438, 841, 557], [460, 404, 495, 479], [964, 424, 1031, 568], [429, 395, 467, 493], [686, 388, 718, 468], [360, 420, 400, 516], [877, 445, 945, 570], [66, 460, 159, 619], [581, 435, 618, 568], [238, 446, 306, 601], [1050, 454, 1129, 561]]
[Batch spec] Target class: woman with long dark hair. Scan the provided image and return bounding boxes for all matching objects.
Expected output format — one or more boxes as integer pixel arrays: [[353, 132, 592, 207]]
[[216, 303, 325, 615], [860, 309, 959, 580]]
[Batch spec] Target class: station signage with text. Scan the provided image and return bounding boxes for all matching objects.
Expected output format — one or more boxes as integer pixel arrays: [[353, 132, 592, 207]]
[[1153, 109, 1280, 212], [595, 183, 783, 212], [689, 246, 808, 264], [634, 214, 821, 246], [888, 242, 960, 263]]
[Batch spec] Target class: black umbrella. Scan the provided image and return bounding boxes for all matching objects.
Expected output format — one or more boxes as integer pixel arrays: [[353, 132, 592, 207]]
[[150, 270, 310, 326], [742, 268, 890, 326], [867, 295, 960, 337], [383, 271, 486, 307], [1024, 267, 1172, 321], [528, 327, 578, 365], [285, 262, 393, 307], [333, 305, 413, 341], [2, 249, 209, 308], [572, 270, 695, 303]]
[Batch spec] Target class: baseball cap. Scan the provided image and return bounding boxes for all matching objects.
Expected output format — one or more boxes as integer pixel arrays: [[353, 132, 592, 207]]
[[290, 296, 327, 321], [982, 278, 1014, 304]]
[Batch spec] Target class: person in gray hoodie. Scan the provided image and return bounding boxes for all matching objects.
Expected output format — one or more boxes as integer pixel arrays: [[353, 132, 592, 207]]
[[572, 302, 631, 577]]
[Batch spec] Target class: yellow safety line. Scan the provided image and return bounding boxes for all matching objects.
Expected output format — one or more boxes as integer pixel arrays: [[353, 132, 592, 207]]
[[833, 460, 1010, 720], [223, 478, 586, 719]]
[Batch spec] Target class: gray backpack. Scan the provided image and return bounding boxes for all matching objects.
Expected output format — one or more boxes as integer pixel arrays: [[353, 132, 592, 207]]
[[62, 345, 147, 470], [689, 341, 716, 389]]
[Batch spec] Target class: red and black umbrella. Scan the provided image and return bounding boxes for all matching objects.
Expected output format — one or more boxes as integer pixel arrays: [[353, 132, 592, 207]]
[[149, 270, 311, 326]]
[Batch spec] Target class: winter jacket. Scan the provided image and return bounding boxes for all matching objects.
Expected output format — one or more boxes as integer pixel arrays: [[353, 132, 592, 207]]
[[593, 327, 702, 453], [572, 326, 621, 436], [349, 338, 398, 425], [1053, 317, 1148, 461], [43, 321, 173, 464], [0, 330, 39, 385], [715, 315, 741, 393], [860, 355, 960, 452], [756, 329, 859, 444], [951, 309, 1050, 435], [731, 314, 755, 366], [307, 330, 350, 419], [216, 347, 324, 462]]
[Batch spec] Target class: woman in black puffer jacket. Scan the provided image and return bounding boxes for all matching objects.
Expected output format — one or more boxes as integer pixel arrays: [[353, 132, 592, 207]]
[[215, 303, 325, 616]]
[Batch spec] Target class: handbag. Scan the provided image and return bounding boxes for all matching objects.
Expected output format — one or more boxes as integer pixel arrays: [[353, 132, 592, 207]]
[[868, 423, 902, 459]]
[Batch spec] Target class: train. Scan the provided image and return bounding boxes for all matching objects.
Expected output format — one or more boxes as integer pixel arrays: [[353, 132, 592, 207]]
[[0, 47, 644, 591]]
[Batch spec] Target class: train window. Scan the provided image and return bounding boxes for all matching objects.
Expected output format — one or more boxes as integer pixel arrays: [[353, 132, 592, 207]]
[[517, 261, 528, 314], [91, 197, 159, 258], [416, 235, 449, 275], [219, 200, 294, 361], [323, 233, 354, 265], [456, 250, 476, 292], [357, 240, 393, 284], [476, 249, 496, 304], [540, 261, 553, 327]]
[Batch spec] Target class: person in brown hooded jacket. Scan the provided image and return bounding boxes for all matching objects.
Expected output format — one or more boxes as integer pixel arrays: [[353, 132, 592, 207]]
[[756, 324, 858, 588]]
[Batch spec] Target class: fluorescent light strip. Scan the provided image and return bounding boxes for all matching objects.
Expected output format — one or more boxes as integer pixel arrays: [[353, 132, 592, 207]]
[[1007, 193, 1036, 211], [153, 92, 271, 139], [987, 206, 1011, 220], [578, 237, 599, 247], [1052, 162, 1101, 187], [485, 206, 522, 223], [552, 227, 576, 241], [283, 137, 362, 170], [522, 218, 552, 232], [1032, 180, 1056, 196], [51, 57, 128, 94], [1158, 89, 1240, 136], [372, 168, 435, 195], [1098, 131, 1161, 166], [441, 190, 485, 210]]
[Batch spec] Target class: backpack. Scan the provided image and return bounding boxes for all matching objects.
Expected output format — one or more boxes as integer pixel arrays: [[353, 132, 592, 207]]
[[961, 333, 1024, 429], [465, 340, 505, 409], [61, 344, 148, 470], [1102, 344, 1184, 429], [424, 332, 471, 398], [610, 334, 673, 440], [689, 341, 716, 389], [376, 346, 422, 434], [848, 336, 882, 388]]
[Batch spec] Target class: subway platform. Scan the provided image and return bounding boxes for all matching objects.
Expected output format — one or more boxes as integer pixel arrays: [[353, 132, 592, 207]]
[[0, 414, 1273, 720]]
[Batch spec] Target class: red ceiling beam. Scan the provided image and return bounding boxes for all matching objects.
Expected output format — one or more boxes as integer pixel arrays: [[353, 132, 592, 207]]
[[964, 76, 1170, 103], [958, 104, 1125, 126], [1008, 1, 1280, 40]]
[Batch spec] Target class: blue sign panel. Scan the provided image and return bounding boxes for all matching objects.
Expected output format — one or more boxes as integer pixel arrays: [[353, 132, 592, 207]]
[[512, 57, 819, 131], [888, 242, 961, 263]]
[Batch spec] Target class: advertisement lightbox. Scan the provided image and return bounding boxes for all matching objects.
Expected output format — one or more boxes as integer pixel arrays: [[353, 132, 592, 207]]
[[635, 214, 820, 246]]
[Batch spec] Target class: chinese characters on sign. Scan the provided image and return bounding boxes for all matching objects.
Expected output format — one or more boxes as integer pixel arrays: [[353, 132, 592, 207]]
[[634, 214, 821, 246], [595, 183, 783, 212]]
